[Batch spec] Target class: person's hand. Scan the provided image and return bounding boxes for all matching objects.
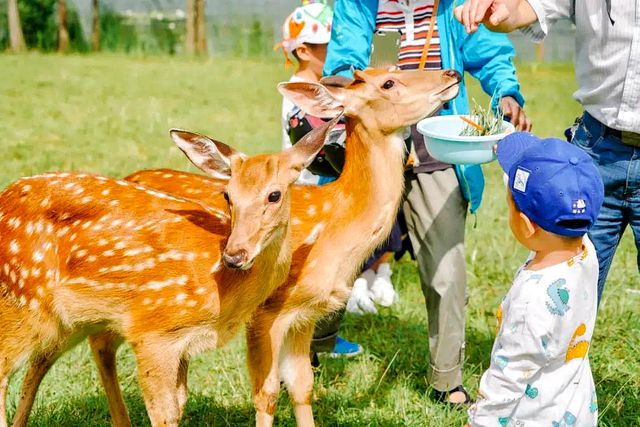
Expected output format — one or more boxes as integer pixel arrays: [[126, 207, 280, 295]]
[[453, 0, 538, 34], [500, 96, 532, 131]]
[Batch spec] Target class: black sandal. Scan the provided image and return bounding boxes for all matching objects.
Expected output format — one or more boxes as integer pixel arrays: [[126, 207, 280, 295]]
[[433, 385, 472, 407]]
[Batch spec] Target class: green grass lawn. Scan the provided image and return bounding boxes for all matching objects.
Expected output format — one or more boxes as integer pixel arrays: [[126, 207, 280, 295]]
[[0, 53, 638, 426]]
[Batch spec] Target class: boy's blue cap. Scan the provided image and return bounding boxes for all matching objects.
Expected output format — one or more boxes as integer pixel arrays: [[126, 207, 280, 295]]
[[497, 132, 604, 237]]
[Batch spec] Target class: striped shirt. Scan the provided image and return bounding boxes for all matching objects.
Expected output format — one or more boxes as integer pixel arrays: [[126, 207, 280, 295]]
[[376, 0, 442, 70], [523, 0, 640, 133]]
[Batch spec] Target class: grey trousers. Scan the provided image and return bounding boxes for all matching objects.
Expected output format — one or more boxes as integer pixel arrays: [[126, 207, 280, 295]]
[[403, 168, 467, 392]]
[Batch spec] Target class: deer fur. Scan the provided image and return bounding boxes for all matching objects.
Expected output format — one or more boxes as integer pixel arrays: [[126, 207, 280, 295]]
[[0, 117, 340, 427]]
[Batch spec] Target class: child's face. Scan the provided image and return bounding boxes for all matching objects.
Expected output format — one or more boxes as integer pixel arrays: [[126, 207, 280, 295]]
[[296, 43, 328, 79]]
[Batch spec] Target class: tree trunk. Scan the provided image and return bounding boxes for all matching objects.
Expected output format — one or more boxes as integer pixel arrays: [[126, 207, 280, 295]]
[[195, 0, 207, 55], [58, 0, 69, 53], [185, 0, 195, 54], [7, 0, 26, 52], [91, 0, 100, 51]]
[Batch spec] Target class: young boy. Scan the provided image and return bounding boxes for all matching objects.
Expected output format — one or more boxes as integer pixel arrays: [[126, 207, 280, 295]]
[[467, 132, 604, 426]]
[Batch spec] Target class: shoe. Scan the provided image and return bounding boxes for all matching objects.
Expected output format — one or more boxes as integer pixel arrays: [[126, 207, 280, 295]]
[[327, 336, 364, 358], [433, 385, 472, 407], [368, 263, 398, 307], [345, 272, 378, 315]]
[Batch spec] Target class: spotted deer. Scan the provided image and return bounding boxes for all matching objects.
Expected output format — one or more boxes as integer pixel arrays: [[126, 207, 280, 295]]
[[0, 116, 340, 427], [126, 68, 462, 426]]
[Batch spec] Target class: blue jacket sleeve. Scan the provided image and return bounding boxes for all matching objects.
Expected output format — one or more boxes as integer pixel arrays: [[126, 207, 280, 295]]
[[322, 0, 378, 78], [459, 25, 525, 111]]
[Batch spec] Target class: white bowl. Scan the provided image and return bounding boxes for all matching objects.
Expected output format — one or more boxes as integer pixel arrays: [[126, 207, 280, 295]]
[[416, 115, 514, 165]]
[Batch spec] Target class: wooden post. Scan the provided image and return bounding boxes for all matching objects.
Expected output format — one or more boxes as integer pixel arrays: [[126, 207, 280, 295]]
[[7, 0, 26, 52], [195, 0, 207, 55], [185, 0, 195, 54], [91, 0, 100, 51], [58, 0, 69, 53]]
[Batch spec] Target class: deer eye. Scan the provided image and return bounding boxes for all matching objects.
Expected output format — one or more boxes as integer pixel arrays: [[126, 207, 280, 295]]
[[268, 191, 281, 203], [382, 80, 395, 90], [223, 191, 230, 203]]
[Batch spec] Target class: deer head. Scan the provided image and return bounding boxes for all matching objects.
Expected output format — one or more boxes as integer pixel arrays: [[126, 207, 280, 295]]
[[278, 68, 461, 134], [170, 114, 341, 269]]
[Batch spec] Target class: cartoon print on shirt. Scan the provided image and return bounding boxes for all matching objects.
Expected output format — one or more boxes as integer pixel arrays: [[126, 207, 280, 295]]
[[524, 384, 538, 399], [546, 278, 570, 316], [552, 411, 577, 427], [566, 323, 590, 362]]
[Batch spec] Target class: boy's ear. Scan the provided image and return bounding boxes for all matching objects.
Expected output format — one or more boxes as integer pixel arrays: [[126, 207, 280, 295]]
[[519, 212, 537, 238], [294, 45, 311, 62]]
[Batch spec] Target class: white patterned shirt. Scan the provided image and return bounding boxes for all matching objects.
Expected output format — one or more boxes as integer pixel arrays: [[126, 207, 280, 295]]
[[468, 236, 599, 427], [522, 0, 640, 133]]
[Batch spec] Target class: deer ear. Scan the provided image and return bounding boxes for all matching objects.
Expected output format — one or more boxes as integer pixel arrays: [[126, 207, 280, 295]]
[[283, 113, 343, 182], [278, 81, 346, 118], [170, 129, 246, 180]]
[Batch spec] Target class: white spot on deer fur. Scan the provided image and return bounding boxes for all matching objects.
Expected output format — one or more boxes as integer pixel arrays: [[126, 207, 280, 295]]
[[75, 249, 88, 258], [73, 220, 81, 227], [116, 180, 128, 186], [19, 295, 26, 307], [81, 196, 93, 204], [210, 260, 222, 273], [142, 297, 152, 305], [22, 184, 32, 192], [20, 269, 29, 280], [29, 299, 39, 311], [109, 200, 119, 207], [57, 173, 70, 178], [307, 259, 318, 269], [32, 268, 41, 278], [43, 242, 52, 251], [17, 278, 24, 289], [162, 173, 173, 178], [92, 224, 104, 232], [98, 238, 108, 246], [111, 219, 123, 227], [101, 189, 110, 196], [176, 293, 187, 304], [3, 263, 9, 276], [195, 287, 206, 295], [145, 277, 182, 291], [323, 201, 331, 212], [46, 223, 53, 234], [69, 233, 77, 241], [35, 220, 44, 233], [9, 240, 20, 254], [64, 182, 76, 190], [96, 176, 108, 182], [123, 246, 153, 257], [114, 241, 127, 250], [291, 217, 301, 226], [156, 297, 165, 305], [40, 197, 51, 208], [186, 300, 197, 307], [125, 220, 136, 228], [74, 187, 85, 196], [7, 217, 21, 229], [304, 222, 325, 245], [81, 221, 93, 230], [307, 205, 317, 216], [303, 192, 311, 200], [9, 271, 16, 284], [36, 287, 44, 296], [33, 251, 44, 263], [103, 250, 115, 257], [26, 221, 34, 235], [87, 255, 97, 263]]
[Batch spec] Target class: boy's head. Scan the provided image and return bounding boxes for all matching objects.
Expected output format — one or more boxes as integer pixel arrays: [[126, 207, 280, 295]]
[[497, 132, 604, 251], [279, 2, 332, 77]]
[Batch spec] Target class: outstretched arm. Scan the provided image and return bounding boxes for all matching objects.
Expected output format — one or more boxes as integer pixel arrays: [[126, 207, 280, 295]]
[[322, 0, 378, 77], [453, 0, 539, 34]]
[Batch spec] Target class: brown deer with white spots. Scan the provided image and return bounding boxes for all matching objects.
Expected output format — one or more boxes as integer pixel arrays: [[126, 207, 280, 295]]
[[126, 69, 462, 426], [0, 117, 339, 427]]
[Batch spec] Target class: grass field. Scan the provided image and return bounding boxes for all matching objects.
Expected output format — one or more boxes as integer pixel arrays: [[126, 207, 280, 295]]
[[0, 54, 638, 426]]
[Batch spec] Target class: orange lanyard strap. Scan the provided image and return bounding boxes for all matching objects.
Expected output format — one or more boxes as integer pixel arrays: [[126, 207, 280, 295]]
[[418, 0, 440, 71]]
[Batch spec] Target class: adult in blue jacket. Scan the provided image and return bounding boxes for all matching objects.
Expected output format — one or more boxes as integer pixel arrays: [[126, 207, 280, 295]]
[[323, 0, 531, 404]]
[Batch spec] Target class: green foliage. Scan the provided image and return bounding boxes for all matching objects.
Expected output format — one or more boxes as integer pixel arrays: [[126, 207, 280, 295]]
[[0, 0, 86, 51], [0, 54, 638, 426]]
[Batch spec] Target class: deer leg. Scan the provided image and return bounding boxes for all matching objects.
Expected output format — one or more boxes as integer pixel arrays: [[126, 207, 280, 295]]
[[88, 332, 131, 427], [133, 341, 182, 427], [280, 324, 316, 427], [176, 357, 189, 420], [11, 351, 59, 427], [246, 309, 291, 427]]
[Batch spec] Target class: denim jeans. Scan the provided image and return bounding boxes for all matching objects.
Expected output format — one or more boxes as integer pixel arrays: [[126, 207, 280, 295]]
[[572, 112, 640, 303]]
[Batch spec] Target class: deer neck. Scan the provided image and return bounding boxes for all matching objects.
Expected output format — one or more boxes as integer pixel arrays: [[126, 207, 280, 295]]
[[328, 119, 406, 241]]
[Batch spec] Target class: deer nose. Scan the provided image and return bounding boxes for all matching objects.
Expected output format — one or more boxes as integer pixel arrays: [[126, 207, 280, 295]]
[[223, 249, 248, 269], [443, 69, 462, 82]]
